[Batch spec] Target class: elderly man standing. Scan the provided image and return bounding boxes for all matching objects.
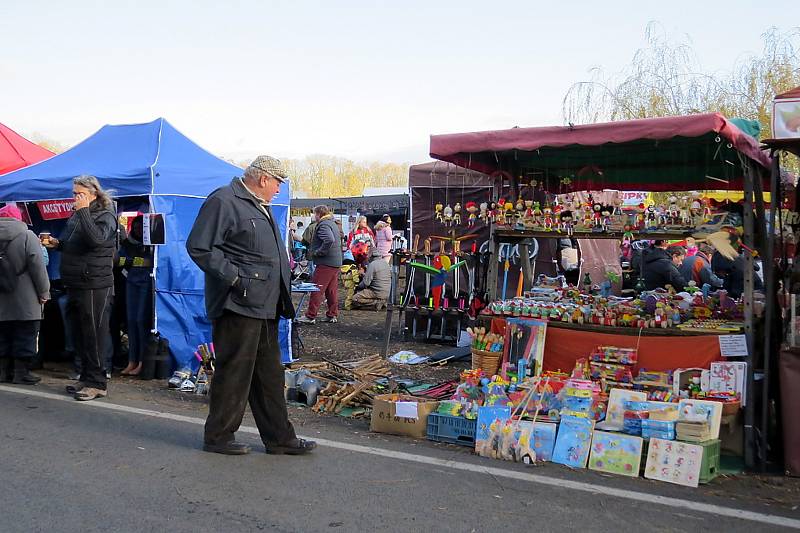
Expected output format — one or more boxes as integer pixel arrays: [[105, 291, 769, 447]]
[[187, 156, 316, 456]]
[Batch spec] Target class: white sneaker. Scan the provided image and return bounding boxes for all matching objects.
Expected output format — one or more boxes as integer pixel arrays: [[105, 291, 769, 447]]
[[321, 316, 338, 323], [296, 316, 316, 324]]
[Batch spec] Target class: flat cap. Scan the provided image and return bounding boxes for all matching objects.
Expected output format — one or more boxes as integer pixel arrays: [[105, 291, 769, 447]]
[[248, 155, 288, 182]]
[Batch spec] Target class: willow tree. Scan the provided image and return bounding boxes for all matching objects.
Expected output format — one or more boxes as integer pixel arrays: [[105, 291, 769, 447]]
[[563, 23, 800, 142]]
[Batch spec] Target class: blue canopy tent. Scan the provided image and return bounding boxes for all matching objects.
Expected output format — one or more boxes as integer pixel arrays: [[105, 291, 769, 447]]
[[0, 118, 293, 368]]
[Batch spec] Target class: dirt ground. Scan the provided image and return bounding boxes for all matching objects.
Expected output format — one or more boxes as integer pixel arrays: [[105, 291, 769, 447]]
[[29, 293, 800, 511]]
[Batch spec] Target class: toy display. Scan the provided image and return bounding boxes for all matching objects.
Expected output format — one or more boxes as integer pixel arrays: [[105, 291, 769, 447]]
[[677, 399, 723, 441], [552, 415, 594, 468], [597, 389, 647, 431], [588, 431, 643, 477], [503, 318, 548, 378], [644, 438, 704, 488]]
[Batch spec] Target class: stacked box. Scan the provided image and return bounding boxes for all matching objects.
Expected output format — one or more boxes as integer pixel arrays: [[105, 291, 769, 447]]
[[641, 419, 676, 440], [622, 400, 650, 436]]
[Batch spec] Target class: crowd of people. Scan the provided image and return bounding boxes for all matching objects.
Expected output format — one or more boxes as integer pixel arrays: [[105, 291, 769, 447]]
[[0, 176, 154, 400]]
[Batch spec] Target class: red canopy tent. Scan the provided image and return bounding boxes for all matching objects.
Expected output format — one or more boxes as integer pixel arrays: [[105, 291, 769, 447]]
[[430, 113, 771, 192], [0, 123, 54, 175]]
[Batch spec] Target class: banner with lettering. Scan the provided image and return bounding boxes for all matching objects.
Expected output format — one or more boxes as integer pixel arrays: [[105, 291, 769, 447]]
[[37, 199, 74, 220]]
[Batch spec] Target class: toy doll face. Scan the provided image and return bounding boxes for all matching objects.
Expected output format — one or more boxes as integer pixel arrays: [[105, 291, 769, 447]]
[[593, 203, 602, 213], [560, 211, 573, 223]]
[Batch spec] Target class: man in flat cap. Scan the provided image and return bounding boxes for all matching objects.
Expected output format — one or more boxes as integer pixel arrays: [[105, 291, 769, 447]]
[[187, 155, 316, 455]]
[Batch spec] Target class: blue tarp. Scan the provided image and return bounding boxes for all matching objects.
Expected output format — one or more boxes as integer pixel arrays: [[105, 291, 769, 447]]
[[0, 118, 292, 368]]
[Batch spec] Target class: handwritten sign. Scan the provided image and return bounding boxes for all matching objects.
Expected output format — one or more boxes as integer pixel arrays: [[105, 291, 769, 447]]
[[718, 335, 748, 357]]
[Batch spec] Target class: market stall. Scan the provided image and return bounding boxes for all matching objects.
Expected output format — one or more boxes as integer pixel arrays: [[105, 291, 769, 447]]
[[426, 112, 773, 469], [0, 122, 54, 174], [0, 118, 293, 370]]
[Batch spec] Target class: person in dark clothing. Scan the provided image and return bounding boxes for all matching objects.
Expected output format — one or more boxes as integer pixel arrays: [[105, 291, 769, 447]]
[[0, 204, 50, 385], [641, 240, 687, 291], [712, 250, 763, 298], [118, 216, 154, 376], [296, 205, 343, 324], [680, 244, 724, 288], [187, 155, 315, 456], [44, 176, 117, 401]]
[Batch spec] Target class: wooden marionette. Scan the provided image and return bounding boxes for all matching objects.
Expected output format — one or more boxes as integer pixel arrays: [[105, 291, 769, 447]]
[[600, 204, 613, 232], [504, 198, 515, 225], [689, 191, 702, 221], [657, 204, 669, 226], [635, 202, 646, 230], [679, 196, 692, 226], [542, 205, 555, 231], [435, 201, 444, 223], [612, 196, 624, 217], [522, 200, 535, 229], [443, 204, 453, 226], [532, 201, 543, 227], [478, 201, 489, 223], [645, 204, 658, 229], [514, 198, 525, 226], [667, 195, 679, 224], [582, 203, 594, 229], [465, 201, 479, 227], [621, 224, 634, 259], [592, 201, 603, 230], [453, 202, 462, 225], [495, 199, 506, 225], [559, 210, 574, 236]]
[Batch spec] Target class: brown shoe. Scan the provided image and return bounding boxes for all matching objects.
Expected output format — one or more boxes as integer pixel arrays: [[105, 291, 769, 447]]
[[74, 387, 108, 401], [264, 438, 317, 455]]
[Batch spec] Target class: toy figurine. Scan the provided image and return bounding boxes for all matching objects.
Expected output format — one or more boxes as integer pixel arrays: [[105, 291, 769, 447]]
[[559, 210, 574, 235], [600, 204, 613, 231], [690, 192, 702, 222], [582, 272, 592, 294], [645, 204, 658, 230], [592, 202, 603, 231], [495, 199, 506, 225], [657, 204, 669, 226], [679, 196, 692, 226], [479, 201, 489, 224], [532, 201, 543, 227], [522, 200, 535, 229], [488, 201, 498, 222], [466, 201, 479, 227], [613, 196, 624, 217], [443, 204, 453, 226], [515, 198, 525, 225], [453, 202, 462, 225], [542, 206, 554, 231], [504, 199, 516, 225], [667, 195, 679, 224], [435, 202, 444, 223], [582, 203, 593, 229], [621, 224, 634, 260]]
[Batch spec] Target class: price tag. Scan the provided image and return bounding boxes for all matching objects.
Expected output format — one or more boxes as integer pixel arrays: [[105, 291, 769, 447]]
[[718, 335, 748, 357]]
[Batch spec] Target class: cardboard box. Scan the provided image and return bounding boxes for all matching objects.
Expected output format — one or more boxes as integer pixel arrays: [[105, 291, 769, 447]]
[[370, 394, 439, 438]]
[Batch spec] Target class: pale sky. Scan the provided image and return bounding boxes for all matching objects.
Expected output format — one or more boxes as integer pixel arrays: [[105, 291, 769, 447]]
[[1, 1, 796, 164]]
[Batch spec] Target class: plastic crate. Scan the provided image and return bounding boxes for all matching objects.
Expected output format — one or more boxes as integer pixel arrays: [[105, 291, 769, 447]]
[[698, 439, 721, 484], [426, 413, 476, 446]]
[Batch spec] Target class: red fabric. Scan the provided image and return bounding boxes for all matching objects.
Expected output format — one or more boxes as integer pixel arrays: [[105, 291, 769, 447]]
[[306, 265, 340, 318], [776, 86, 800, 99], [0, 123, 54, 175], [430, 112, 771, 176], [490, 317, 722, 373]]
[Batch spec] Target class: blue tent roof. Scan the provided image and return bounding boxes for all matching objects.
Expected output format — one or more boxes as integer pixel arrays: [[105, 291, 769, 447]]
[[0, 117, 289, 206]]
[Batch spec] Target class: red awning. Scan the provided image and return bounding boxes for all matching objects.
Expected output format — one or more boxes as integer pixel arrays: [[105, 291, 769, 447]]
[[431, 113, 770, 171], [0, 123, 55, 175], [776, 86, 800, 100]]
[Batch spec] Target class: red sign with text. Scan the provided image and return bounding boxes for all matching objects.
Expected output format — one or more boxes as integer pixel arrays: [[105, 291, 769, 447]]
[[37, 199, 75, 220]]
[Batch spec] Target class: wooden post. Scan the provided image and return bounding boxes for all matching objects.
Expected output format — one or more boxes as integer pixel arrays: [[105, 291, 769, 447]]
[[741, 156, 757, 470], [487, 233, 500, 302]]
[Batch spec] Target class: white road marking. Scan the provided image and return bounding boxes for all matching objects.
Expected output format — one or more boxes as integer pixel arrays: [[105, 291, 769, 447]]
[[2, 384, 799, 530]]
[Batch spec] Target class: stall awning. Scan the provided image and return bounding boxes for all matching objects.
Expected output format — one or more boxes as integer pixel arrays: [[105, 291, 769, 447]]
[[0, 123, 54, 175], [430, 113, 772, 192]]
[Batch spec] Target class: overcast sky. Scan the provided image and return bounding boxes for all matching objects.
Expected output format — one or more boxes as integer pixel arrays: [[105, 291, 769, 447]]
[[1, 1, 795, 164]]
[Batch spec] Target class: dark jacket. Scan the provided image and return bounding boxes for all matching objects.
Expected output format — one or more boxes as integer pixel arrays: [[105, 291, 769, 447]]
[[58, 202, 118, 289], [311, 216, 343, 268], [642, 247, 687, 291], [186, 178, 295, 320], [0, 218, 50, 321], [118, 230, 154, 286]]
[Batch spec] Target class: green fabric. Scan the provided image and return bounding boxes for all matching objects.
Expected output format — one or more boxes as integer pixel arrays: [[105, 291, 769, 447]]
[[730, 118, 761, 140]]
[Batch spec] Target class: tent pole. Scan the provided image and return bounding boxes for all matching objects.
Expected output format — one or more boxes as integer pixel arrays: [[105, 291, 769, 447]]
[[741, 157, 757, 470], [760, 154, 780, 470]]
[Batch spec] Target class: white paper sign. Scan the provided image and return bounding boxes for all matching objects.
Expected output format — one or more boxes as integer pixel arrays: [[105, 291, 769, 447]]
[[718, 335, 748, 357], [394, 401, 419, 420]]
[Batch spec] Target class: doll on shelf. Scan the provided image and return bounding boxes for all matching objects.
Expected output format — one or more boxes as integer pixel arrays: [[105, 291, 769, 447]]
[[542, 206, 555, 231], [532, 201, 543, 227], [495, 199, 506, 225], [559, 210, 575, 236], [592, 202, 603, 231]]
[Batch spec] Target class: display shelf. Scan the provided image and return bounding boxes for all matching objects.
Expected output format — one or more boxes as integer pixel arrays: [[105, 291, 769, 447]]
[[493, 228, 691, 241], [478, 314, 720, 337]]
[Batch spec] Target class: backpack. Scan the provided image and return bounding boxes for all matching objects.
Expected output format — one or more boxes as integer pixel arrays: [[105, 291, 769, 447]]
[[0, 233, 25, 293]]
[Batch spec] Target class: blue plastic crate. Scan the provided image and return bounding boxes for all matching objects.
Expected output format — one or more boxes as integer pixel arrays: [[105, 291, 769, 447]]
[[426, 413, 477, 446]]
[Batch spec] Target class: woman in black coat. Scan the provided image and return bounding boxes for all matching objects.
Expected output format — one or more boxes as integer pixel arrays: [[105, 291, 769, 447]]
[[45, 176, 117, 401]]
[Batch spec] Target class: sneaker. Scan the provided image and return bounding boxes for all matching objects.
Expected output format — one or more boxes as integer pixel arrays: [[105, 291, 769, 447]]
[[106, 371, 112, 379], [321, 316, 338, 323], [295, 316, 316, 324], [74, 387, 108, 401]]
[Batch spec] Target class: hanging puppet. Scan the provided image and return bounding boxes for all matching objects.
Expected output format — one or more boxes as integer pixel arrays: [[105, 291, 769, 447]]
[[478, 201, 488, 224], [435, 201, 444, 223], [495, 199, 506, 225], [443, 204, 453, 226], [453, 202, 462, 225], [466, 201, 479, 227]]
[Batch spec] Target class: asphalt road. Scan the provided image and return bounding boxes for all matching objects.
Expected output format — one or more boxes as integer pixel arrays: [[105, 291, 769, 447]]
[[0, 384, 798, 533]]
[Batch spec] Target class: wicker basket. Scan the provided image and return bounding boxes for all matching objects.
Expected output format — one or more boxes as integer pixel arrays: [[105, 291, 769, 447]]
[[471, 348, 502, 376]]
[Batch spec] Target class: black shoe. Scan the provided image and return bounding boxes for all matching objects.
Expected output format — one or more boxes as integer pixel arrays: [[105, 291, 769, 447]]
[[66, 383, 85, 394], [264, 438, 317, 455], [202, 441, 251, 455], [12, 360, 41, 385]]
